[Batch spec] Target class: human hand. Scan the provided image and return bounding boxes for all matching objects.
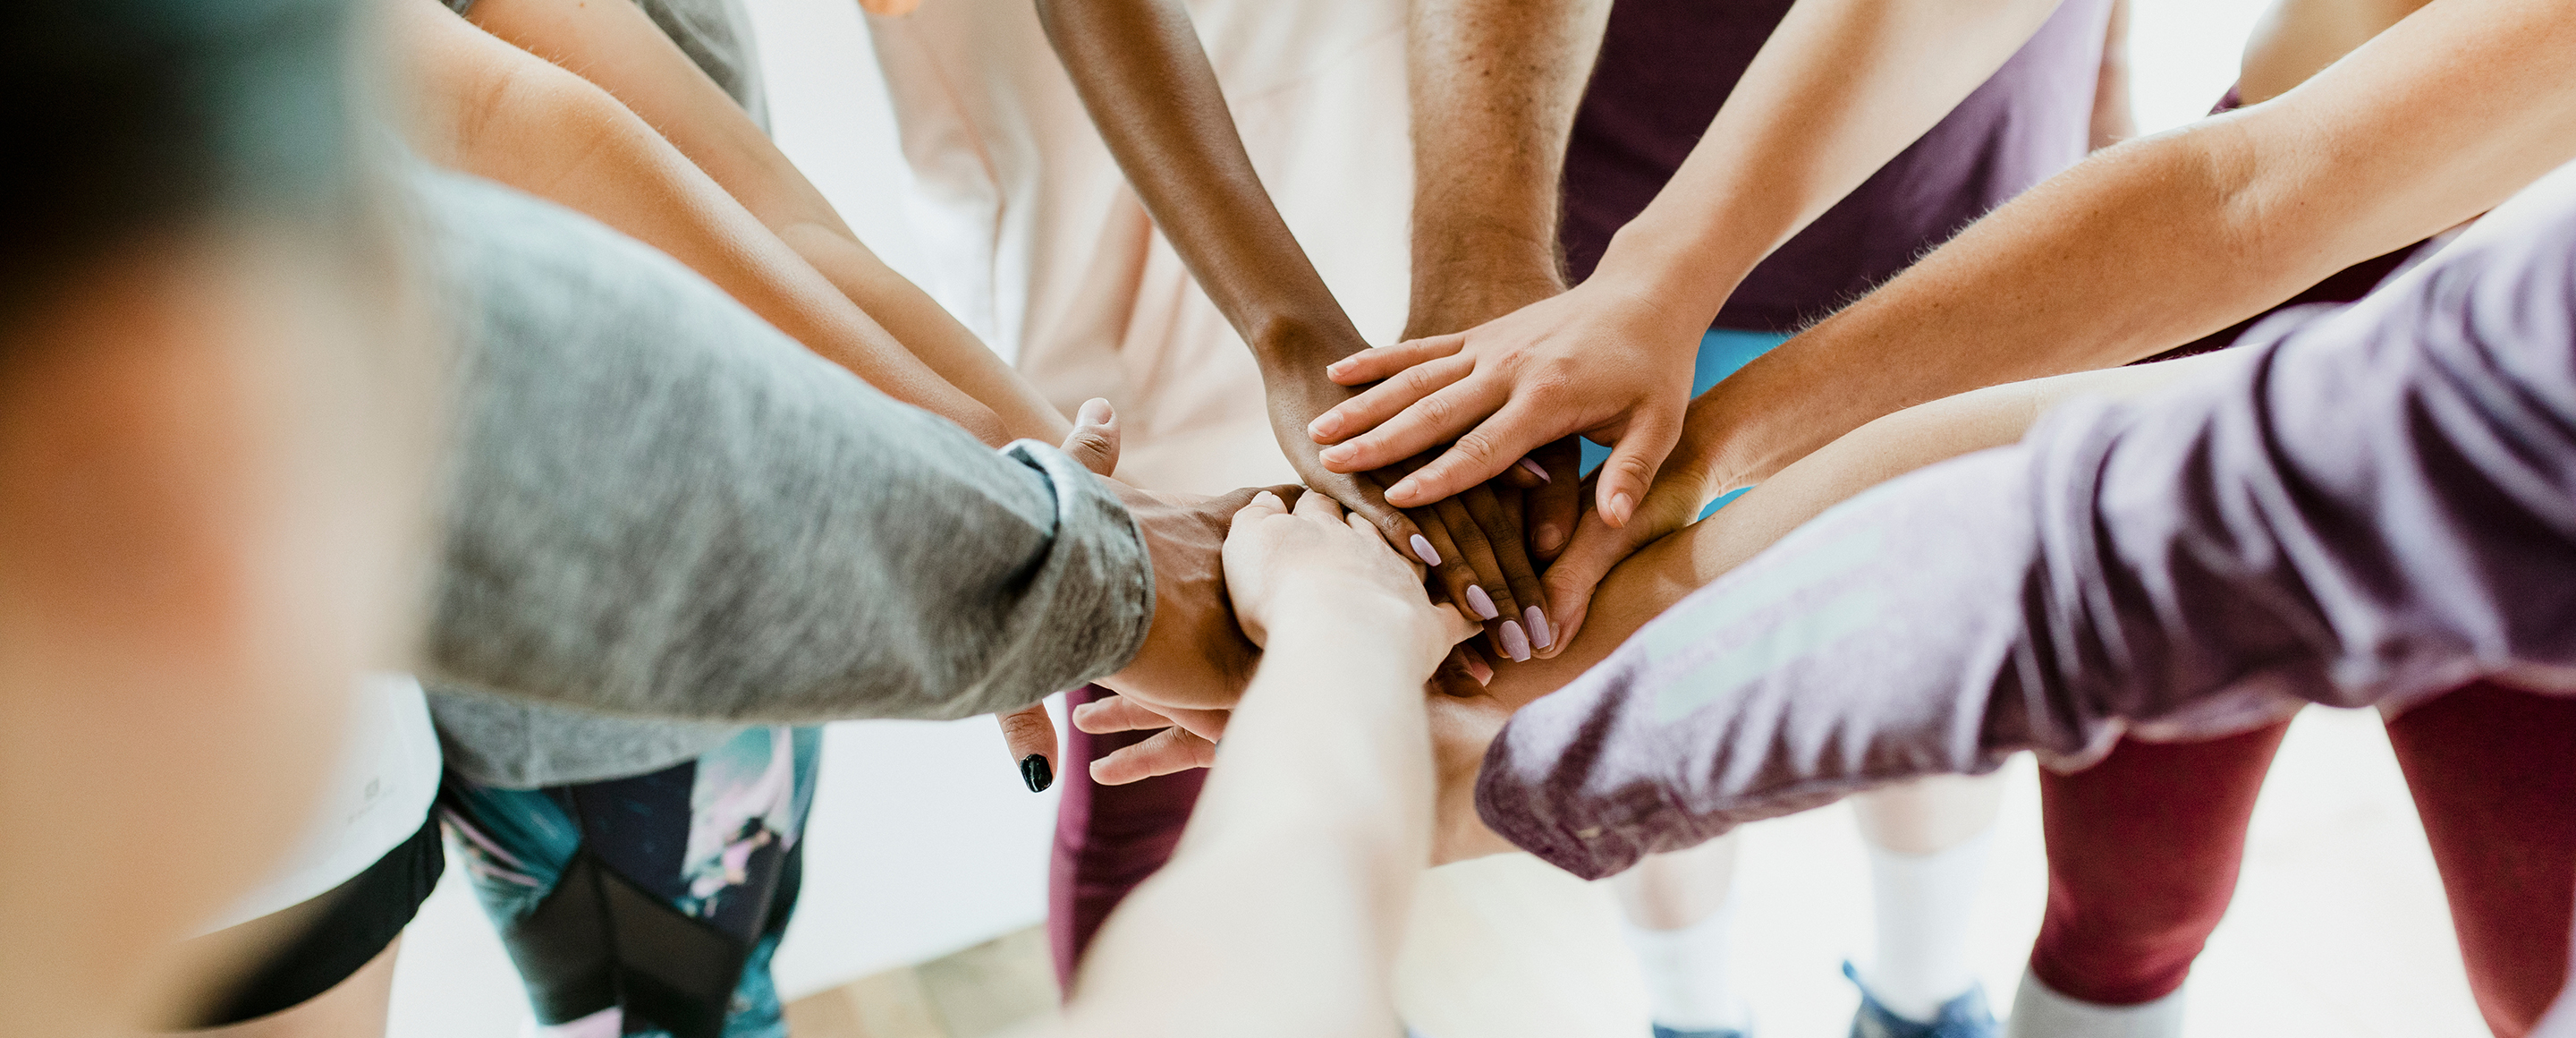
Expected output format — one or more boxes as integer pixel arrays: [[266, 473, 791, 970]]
[[1097, 479, 1276, 712], [1072, 693, 1224, 786], [993, 396, 1130, 792], [1530, 435, 1720, 659], [1222, 487, 1473, 663], [1263, 328, 1556, 660], [1307, 277, 1706, 532]]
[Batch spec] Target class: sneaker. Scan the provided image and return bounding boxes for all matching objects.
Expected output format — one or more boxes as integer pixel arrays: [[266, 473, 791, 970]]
[[1652, 1025, 1749, 1038], [1844, 961, 1997, 1038]]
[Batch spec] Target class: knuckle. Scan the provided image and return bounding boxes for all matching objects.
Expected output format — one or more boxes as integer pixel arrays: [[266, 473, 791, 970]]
[[1450, 429, 1499, 465], [1413, 390, 1458, 428], [1070, 430, 1115, 458]]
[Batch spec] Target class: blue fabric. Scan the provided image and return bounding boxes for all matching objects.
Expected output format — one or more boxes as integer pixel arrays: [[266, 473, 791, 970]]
[[1844, 962, 1996, 1038], [1579, 328, 1792, 519]]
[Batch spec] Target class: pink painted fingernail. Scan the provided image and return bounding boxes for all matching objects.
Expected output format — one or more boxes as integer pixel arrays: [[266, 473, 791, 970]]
[[1517, 457, 1551, 483], [1498, 620, 1532, 662], [1462, 646, 1494, 685], [1411, 535, 1441, 566], [1464, 584, 1499, 620], [1525, 606, 1553, 650]]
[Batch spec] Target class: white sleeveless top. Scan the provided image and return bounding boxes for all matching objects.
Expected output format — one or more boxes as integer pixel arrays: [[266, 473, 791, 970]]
[[198, 673, 445, 934]]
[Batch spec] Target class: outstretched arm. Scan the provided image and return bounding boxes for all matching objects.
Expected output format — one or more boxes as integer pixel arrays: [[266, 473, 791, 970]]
[[1032, 0, 1565, 662], [1391, 0, 1611, 566], [448, 0, 1071, 444], [1056, 489, 1471, 1038], [1309, 0, 2069, 518], [1471, 171, 2576, 877], [1526, 0, 2576, 654], [388, 0, 1006, 444]]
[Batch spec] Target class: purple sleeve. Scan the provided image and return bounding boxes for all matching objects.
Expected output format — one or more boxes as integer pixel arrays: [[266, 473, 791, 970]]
[[1479, 167, 2576, 881]]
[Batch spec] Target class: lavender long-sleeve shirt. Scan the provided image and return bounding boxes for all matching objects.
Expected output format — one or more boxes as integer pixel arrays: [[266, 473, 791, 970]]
[[1479, 161, 2576, 883]]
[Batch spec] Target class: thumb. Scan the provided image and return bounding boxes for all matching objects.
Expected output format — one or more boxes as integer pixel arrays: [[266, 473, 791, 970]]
[[1061, 397, 1122, 477], [1532, 512, 1639, 659], [996, 702, 1059, 793], [1594, 408, 1681, 530]]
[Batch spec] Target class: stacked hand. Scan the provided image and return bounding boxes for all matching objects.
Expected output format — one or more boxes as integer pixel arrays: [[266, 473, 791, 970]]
[[992, 398, 1277, 788], [1304, 277, 1717, 653], [1263, 325, 1573, 665]]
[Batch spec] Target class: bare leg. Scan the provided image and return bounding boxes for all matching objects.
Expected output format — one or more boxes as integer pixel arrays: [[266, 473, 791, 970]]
[[1848, 775, 2006, 1023], [1614, 838, 1750, 1034]]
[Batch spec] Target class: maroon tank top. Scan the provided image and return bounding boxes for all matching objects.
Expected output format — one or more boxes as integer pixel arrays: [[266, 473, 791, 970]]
[[1560, 0, 2115, 332]]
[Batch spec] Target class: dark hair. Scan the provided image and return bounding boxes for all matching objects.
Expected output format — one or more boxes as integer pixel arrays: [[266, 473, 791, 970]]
[[2, 0, 363, 317]]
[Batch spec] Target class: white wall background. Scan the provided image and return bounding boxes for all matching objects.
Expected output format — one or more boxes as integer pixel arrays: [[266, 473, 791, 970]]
[[386, 3, 2372, 1034]]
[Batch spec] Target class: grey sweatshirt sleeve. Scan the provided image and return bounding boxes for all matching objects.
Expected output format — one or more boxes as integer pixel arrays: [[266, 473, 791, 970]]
[[414, 168, 1153, 727], [1477, 164, 2576, 880]]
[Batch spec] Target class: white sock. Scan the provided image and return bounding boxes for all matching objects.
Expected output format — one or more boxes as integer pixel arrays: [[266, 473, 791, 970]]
[[2004, 971, 2185, 1038], [1859, 827, 1994, 1023], [1622, 891, 1750, 1033]]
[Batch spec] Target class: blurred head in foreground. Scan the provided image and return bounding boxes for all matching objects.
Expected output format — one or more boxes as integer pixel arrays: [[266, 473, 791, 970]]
[[0, 0, 437, 1032]]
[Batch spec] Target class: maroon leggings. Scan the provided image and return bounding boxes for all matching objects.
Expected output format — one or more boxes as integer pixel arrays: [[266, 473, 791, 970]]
[[1046, 683, 1204, 990], [2033, 682, 2576, 1035]]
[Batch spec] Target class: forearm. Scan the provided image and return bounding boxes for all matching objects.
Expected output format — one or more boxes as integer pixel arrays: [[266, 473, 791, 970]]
[[418, 170, 1152, 724], [1033, 0, 1362, 371], [1684, 0, 2576, 491], [1488, 357, 2224, 700], [459, 0, 1067, 442], [1596, 0, 2063, 328], [1070, 596, 1436, 1035], [390, 0, 1007, 443], [1484, 176, 2576, 876], [783, 227, 1072, 442], [1402, 0, 1609, 336]]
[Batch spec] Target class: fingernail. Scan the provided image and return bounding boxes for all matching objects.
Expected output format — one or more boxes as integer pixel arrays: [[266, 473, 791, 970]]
[[1389, 477, 1419, 502], [1498, 620, 1532, 662], [1252, 489, 1286, 510], [1535, 523, 1563, 553], [1525, 606, 1553, 650], [1020, 754, 1054, 793], [1607, 491, 1635, 526], [1411, 534, 1442, 566], [1517, 457, 1551, 483], [1464, 584, 1498, 620], [1321, 444, 1354, 465], [1462, 646, 1494, 685], [1308, 413, 1341, 439], [1077, 397, 1113, 425]]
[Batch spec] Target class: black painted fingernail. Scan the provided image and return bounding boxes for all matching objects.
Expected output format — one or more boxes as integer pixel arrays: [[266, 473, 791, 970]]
[[1020, 754, 1054, 793]]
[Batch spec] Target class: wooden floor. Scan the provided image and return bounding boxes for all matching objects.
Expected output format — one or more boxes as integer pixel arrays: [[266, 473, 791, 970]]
[[784, 927, 1061, 1038]]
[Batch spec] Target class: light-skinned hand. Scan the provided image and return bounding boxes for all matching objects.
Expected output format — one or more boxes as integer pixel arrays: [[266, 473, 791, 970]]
[[1306, 277, 1706, 533]]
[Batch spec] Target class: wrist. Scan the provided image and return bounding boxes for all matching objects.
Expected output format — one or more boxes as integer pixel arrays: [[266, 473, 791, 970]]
[[1247, 311, 1370, 371], [1679, 369, 1789, 495], [1267, 579, 1451, 672], [1595, 220, 1751, 331]]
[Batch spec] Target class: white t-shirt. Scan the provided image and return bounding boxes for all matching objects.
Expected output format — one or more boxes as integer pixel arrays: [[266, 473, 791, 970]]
[[863, 0, 1412, 495], [197, 673, 445, 934]]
